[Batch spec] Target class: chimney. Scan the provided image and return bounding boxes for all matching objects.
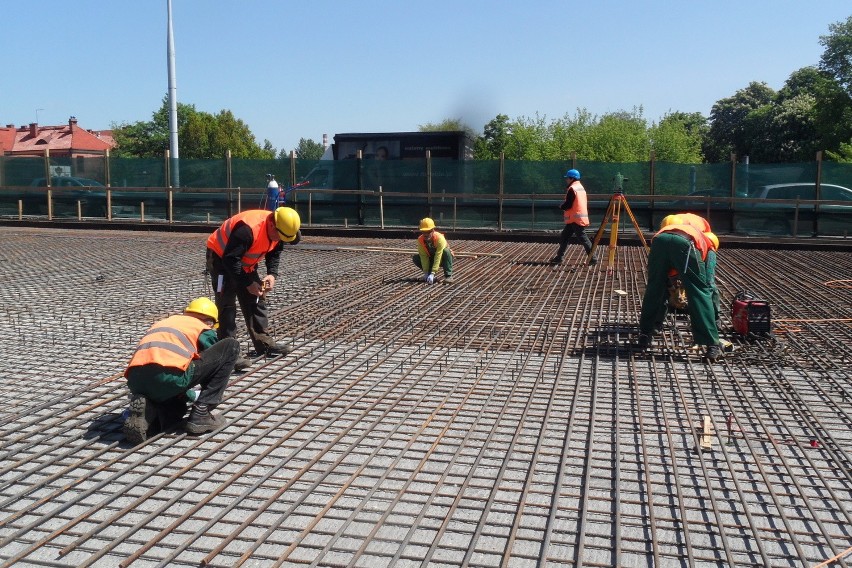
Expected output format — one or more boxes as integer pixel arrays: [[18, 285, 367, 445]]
[[29, 123, 38, 137], [69, 116, 78, 128], [5, 124, 13, 129], [323, 133, 328, 149]]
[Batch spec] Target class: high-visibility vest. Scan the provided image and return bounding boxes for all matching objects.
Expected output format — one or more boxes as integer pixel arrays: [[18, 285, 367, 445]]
[[656, 223, 711, 261], [417, 231, 446, 256], [207, 210, 277, 273], [563, 181, 589, 226], [679, 212, 711, 232], [125, 315, 210, 374]]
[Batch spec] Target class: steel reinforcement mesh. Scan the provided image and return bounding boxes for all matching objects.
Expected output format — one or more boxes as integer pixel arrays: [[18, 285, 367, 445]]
[[0, 226, 850, 568]]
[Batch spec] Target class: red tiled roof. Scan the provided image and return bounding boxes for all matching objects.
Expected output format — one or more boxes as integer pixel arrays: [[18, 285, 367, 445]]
[[1, 120, 115, 156]]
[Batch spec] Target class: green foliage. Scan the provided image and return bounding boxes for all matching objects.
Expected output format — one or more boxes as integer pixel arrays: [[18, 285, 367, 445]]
[[825, 140, 852, 162], [295, 138, 325, 160], [111, 96, 275, 160], [704, 82, 775, 162], [419, 118, 477, 140], [820, 15, 852, 96]]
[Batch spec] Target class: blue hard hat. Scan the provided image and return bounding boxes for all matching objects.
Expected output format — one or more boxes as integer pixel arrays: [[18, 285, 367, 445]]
[[564, 169, 581, 180]]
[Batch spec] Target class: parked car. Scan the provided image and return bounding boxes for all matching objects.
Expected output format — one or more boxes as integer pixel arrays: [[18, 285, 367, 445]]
[[30, 176, 104, 187], [736, 183, 852, 236]]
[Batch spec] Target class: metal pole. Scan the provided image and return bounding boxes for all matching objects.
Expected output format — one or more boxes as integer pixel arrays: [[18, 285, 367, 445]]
[[379, 185, 384, 229], [498, 152, 505, 231], [814, 151, 823, 237], [167, 0, 180, 187]]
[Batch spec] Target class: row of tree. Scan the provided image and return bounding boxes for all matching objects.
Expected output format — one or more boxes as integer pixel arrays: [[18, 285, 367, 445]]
[[112, 16, 852, 164]]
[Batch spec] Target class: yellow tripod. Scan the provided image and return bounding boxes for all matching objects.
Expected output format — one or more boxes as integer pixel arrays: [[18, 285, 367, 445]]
[[588, 175, 650, 269]]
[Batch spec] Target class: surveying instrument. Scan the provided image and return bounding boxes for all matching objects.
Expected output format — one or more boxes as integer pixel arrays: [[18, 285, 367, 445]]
[[588, 173, 650, 269]]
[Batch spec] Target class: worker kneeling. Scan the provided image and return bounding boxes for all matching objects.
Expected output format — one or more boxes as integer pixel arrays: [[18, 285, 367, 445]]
[[412, 217, 454, 284], [122, 297, 239, 444]]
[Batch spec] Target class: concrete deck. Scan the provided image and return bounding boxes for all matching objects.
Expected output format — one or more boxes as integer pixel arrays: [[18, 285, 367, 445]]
[[0, 226, 850, 568]]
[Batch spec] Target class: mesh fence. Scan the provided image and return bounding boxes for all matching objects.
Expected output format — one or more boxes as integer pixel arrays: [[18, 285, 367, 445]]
[[1, 155, 850, 236]]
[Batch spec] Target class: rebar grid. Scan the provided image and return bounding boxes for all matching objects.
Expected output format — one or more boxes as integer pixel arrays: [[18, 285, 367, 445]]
[[0, 226, 850, 568]]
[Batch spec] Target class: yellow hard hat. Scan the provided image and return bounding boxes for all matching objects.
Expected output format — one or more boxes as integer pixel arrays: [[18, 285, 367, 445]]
[[274, 207, 301, 242], [660, 214, 684, 230], [705, 231, 720, 251], [419, 217, 436, 232], [185, 297, 219, 328]]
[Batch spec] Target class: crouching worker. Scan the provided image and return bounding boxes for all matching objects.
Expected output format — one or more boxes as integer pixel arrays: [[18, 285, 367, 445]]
[[412, 217, 454, 284], [122, 297, 239, 444]]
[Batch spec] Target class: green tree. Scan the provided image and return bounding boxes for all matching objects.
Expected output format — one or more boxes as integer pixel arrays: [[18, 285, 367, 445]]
[[474, 114, 511, 159], [820, 15, 852, 96], [649, 112, 705, 163], [419, 118, 476, 138], [111, 96, 275, 159], [294, 138, 325, 160], [704, 82, 775, 162]]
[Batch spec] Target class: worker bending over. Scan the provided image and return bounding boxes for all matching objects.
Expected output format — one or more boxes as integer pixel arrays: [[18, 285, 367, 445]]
[[123, 297, 239, 443], [206, 207, 300, 369], [412, 217, 454, 284], [637, 217, 723, 361]]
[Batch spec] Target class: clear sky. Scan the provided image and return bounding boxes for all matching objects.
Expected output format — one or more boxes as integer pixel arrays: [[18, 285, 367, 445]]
[[3, 1, 850, 154]]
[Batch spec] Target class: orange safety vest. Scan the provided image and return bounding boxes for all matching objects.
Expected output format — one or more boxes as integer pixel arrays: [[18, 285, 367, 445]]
[[125, 315, 210, 374], [417, 231, 446, 256], [563, 181, 589, 226], [679, 212, 711, 232], [207, 210, 277, 273], [656, 224, 711, 261]]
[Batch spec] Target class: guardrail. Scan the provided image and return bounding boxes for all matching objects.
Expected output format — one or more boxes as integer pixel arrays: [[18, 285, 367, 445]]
[[1, 187, 850, 237]]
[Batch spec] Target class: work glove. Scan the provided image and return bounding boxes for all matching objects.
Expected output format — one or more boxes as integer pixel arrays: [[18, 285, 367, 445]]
[[425, 273, 435, 285]]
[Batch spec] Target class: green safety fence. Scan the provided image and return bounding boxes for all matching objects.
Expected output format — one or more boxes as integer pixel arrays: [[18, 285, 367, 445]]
[[1, 154, 850, 237]]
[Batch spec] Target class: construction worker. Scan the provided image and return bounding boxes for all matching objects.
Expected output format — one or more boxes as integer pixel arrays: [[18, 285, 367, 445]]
[[412, 217, 454, 284], [206, 207, 300, 369], [637, 217, 723, 361], [549, 169, 597, 265], [123, 297, 239, 443]]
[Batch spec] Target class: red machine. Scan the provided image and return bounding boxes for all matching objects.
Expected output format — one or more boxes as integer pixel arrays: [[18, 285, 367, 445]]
[[731, 292, 772, 336]]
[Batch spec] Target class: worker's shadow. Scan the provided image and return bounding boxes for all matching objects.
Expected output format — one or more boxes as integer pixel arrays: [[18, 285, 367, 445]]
[[83, 411, 125, 444], [383, 277, 435, 284], [512, 260, 554, 266]]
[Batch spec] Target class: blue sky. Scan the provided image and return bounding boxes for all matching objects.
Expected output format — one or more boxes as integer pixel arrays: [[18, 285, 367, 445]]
[[3, 1, 850, 154]]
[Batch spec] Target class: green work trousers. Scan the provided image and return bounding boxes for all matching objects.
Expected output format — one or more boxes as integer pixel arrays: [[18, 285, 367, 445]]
[[412, 249, 454, 277], [639, 232, 719, 346]]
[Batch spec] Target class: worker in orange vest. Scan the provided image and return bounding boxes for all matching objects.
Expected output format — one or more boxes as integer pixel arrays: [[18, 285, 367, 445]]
[[206, 207, 300, 369], [637, 217, 723, 361], [549, 169, 597, 265], [412, 217, 455, 284], [123, 297, 239, 443]]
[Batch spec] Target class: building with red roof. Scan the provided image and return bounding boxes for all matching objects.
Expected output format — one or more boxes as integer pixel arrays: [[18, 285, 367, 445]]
[[0, 117, 115, 157]]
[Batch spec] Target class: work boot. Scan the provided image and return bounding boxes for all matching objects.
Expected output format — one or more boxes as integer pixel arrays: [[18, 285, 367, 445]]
[[588, 256, 598, 266], [637, 333, 651, 350], [261, 342, 291, 357], [185, 403, 225, 435], [705, 344, 723, 361], [443, 275, 455, 284], [233, 355, 252, 372], [122, 393, 157, 445], [155, 396, 189, 431], [549, 256, 562, 265]]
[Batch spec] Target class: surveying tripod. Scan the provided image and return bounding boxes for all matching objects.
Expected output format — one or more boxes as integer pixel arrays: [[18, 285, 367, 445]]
[[588, 173, 650, 269]]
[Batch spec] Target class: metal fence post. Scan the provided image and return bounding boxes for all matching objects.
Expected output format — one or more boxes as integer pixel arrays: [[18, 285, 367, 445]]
[[814, 150, 822, 236], [498, 152, 505, 231]]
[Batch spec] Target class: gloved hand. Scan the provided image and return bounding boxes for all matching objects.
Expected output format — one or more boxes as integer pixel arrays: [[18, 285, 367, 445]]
[[425, 273, 435, 285]]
